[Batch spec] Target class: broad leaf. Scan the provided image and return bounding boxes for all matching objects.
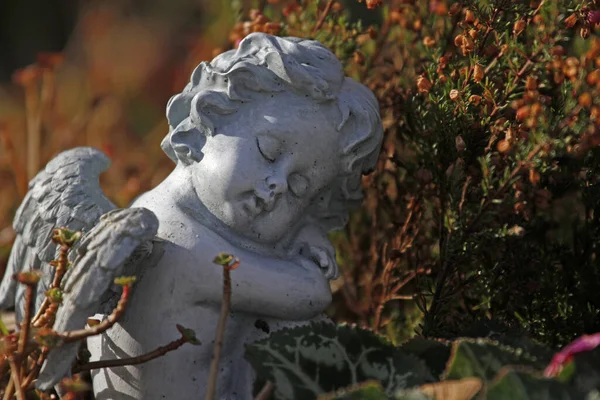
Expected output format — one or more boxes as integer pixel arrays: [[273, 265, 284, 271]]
[[419, 378, 482, 400], [399, 338, 451, 379], [487, 368, 587, 399], [318, 381, 388, 400], [445, 338, 548, 381], [245, 322, 433, 400]]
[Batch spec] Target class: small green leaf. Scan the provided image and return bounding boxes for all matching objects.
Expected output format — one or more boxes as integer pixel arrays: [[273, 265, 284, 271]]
[[213, 252, 235, 266], [319, 381, 388, 400], [114, 276, 137, 286], [45, 288, 63, 303], [52, 228, 82, 247], [176, 324, 201, 345], [14, 271, 41, 285]]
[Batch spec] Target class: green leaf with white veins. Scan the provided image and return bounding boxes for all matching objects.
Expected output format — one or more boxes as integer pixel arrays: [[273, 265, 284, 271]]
[[245, 322, 433, 400]]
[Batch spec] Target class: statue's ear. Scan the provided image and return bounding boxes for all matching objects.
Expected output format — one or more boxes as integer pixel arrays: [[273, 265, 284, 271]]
[[169, 118, 206, 165]]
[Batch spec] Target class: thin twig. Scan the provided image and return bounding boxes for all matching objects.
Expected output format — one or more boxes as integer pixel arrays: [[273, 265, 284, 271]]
[[313, 0, 334, 34], [465, 143, 544, 233], [33, 244, 69, 327], [206, 261, 238, 400], [21, 348, 48, 390], [58, 285, 130, 343], [17, 285, 34, 357], [254, 381, 274, 400], [8, 357, 25, 400], [72, 336, 187, 374], [2, 378, 14, 400], [24, 73, 41, 181], [17, 284, 34, 383]]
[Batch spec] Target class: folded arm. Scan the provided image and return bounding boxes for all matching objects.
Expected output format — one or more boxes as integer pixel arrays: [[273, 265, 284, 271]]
[[170, 227, 332, 321]]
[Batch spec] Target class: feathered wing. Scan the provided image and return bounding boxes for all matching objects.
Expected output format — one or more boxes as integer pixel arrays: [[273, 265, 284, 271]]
[[0, 147, 116, 320], [36, 207, 159, 390]]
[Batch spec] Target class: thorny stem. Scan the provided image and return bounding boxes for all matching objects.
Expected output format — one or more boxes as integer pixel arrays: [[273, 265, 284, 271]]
[[72, 336, 187, 374], [313, 0, 334, 34], [206, 263, 236, 400], [58, 285, 131, 343]]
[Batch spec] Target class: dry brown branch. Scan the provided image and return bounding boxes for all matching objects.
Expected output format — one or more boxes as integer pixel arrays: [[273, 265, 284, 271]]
[[58, 285, 130, 343], [206, 257, 239, 400], [8, 357, 24, 400], [313, 0, 334, 34], [2, 379, 14, 400], [33, 244, 69, 328], [72, 335, 188, 374]]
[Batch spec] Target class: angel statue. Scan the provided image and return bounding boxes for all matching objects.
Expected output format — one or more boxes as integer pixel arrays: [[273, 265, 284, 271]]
[[0, 33, 383, 399]]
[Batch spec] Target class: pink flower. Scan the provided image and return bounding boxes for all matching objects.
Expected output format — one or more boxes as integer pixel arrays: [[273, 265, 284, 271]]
[[544, 332, 600, 377], [588, 10, 600, 25]]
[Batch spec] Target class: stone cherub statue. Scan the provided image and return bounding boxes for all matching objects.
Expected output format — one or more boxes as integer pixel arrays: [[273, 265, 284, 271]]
[[0, 33, 383, 399]]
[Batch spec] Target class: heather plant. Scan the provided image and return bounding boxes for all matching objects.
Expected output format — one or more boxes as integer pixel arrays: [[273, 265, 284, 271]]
[[233, 0, 600, 347]]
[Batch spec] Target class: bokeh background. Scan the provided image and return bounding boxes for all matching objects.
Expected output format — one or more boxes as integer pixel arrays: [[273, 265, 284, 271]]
[[0, 0, 243, 273]]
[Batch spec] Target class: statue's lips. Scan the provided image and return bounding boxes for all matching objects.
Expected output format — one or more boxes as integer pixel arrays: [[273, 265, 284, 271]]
[[242, 194, 279, 218]]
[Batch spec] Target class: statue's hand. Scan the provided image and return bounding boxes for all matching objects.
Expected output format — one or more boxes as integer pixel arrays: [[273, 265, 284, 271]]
[[299, 243, 338, 280], [289, 223, 339, 280]]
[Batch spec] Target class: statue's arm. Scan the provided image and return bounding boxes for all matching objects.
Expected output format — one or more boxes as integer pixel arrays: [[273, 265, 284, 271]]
[[186, 232, 331, 321]]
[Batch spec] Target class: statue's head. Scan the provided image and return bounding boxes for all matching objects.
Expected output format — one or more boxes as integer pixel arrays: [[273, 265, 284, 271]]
[[162, 33, 383, 243]]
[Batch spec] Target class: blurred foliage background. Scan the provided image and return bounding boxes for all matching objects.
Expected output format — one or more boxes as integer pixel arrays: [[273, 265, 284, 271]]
[[2, 0, 600, 357]]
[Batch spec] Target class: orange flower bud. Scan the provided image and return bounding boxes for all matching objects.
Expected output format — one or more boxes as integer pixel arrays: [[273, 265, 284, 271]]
[[449, 89, 460, 101], [366, 0, 383, 9], [581, 26, 591, 39], [469, 95, 482, 105], [417, 76, 433, 93], [473, 64, 485, 83], [461, 36, 475, 54], [368, 26, 378, 39], [530, 103, 542, 117], [513, 19, 527, 35], [525, 76, 537, 91], [448, 2, 461, 16], [516, 105, 531, 121], [423, 36, 436, 47], [455, 135, 466, 153], [529, 169, 541, 185], [579, 92, 593, 107], [464, 9, 476, 24], [497, 139, 512, 153], [454, 34, 465, 47], [564, 13, 578, 28]]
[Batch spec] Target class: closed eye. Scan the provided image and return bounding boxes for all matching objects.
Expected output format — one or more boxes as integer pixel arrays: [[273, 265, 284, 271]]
[[288, 173, 309, 197], [256, 137, 276, 163]]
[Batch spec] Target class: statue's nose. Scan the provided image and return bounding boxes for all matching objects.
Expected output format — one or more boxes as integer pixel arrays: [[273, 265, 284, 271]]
[[266, 175, 288, 195], [255, 176, 287, 211]]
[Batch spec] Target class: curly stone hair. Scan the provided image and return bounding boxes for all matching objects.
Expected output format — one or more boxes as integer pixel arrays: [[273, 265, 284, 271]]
[[161, 33, 383, 230]]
